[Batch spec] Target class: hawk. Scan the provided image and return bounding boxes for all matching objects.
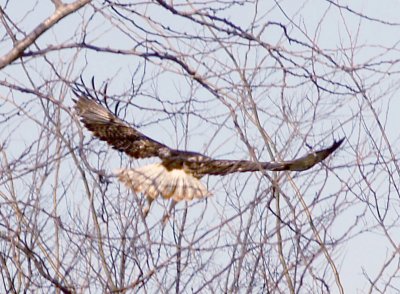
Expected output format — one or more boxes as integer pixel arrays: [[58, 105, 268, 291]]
[[74, 95, 344, 216]]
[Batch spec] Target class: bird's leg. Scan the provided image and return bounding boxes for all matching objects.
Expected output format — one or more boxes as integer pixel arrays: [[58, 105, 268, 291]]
[[142, 196, 154, 217], [162, 200, 177, 225]]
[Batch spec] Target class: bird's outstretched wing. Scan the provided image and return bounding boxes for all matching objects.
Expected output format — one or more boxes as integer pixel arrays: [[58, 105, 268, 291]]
[[75, 95, 343, 177], [272, 138, 344, 171], [75, 95, 343, 209], [184, 138, 344, 178], [74, 95, 172, 159]]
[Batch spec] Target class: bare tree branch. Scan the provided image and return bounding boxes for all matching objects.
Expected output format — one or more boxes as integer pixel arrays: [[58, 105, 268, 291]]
[[0, 0, 91, 69]]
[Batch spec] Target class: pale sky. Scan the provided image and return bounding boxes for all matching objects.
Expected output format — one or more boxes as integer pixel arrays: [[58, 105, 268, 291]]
[[1, 1, 400, 293]]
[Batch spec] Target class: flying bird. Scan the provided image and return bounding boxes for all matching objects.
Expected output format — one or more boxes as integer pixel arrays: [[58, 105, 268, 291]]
[[74, 95, 344, 216]]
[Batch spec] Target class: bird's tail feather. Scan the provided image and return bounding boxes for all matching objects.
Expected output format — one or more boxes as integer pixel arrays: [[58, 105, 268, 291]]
[[115, 163, 211, 201]]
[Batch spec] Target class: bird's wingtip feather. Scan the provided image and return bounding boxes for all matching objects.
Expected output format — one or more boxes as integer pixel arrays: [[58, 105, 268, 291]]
[[332, 137, 345, 150]]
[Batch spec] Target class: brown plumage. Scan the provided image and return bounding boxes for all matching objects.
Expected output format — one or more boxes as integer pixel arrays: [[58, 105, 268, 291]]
[[74, 95, 344, 215]]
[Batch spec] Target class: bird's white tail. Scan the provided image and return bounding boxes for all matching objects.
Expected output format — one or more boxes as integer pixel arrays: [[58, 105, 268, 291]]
[[114, 163, 210, 201]]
